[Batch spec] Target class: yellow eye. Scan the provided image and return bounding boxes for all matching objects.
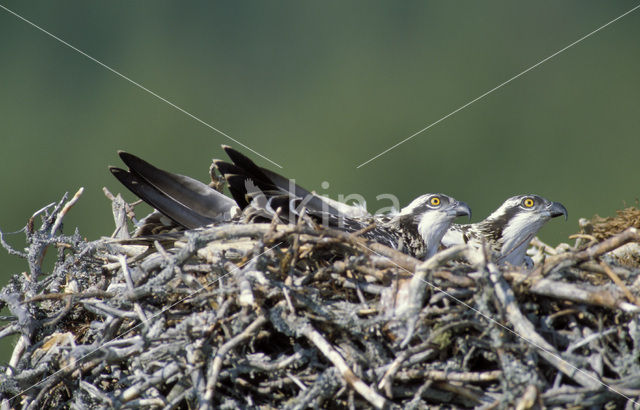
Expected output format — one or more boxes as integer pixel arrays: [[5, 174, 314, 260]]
[[430, 196, 441, 206], [523, 198, 535, 208]]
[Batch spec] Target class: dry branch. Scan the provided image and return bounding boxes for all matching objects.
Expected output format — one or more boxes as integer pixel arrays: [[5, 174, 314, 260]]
[[1, 194, 640, 408]]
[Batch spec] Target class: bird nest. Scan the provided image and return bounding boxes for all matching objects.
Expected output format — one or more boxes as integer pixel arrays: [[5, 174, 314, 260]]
[[1, 190, 640, 409]]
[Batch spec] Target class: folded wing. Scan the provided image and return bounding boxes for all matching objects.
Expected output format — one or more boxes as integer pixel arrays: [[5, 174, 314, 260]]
[[110, 151, 237, 229]]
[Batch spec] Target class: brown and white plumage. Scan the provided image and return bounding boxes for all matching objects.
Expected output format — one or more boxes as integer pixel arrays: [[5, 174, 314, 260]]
[[441, 195, 568, 266], [110, 146, 470, 259]]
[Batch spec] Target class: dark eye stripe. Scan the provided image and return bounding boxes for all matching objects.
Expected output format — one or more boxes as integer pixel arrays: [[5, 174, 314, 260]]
[[483, 205, 520, 241]]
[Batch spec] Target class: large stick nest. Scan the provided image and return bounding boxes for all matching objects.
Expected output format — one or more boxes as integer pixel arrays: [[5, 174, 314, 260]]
[[1, 191, 640, 409]]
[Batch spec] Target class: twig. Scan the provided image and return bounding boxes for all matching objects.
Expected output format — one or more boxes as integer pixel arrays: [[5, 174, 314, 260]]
[[394, 369, 502, 382], [204, 315, 268, 403], [299, 320, 387, 409], [50, 187, 84, 236], [599, 260, 638, 305], [118, 255, 149, 324], [529, 279, 640, 312], [4, 200, 640, 408], [487, 260, 602, 388], [534, 227, 640, 278], [0, 228, 28, 258]]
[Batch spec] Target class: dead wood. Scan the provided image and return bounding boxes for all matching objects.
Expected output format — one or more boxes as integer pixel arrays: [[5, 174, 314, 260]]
[[1, 193, 640, 408]]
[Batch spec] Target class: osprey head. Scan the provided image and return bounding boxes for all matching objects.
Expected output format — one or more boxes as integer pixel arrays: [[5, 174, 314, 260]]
[[483, 194, 567, 265], [397, 193, 471, 258]]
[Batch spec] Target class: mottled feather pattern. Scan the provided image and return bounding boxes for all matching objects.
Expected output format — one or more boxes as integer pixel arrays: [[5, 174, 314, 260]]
[[111, 147, 567, 266], [442, 195, 567, 265]]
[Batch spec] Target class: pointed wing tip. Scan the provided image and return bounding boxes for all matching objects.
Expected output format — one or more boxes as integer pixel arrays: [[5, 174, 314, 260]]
[[214, 160, 239, 175], [109, 167, 135, 187], [222, 145, 244, 159], [109, 166, 127, 175], [117, 151, 140, 165]]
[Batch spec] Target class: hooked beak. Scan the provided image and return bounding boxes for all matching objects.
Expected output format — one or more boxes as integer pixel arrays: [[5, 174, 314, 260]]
[[448, 201, 472, 221], [548, 201, 568, 221]]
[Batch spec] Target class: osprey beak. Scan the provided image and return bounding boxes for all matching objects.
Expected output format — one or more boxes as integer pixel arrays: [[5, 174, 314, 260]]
[[449, 201, 472, 221], [548, 201, 568, 221]]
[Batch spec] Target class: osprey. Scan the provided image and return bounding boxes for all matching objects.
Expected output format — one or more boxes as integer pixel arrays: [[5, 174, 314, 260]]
[[110, 146, 471, 259], [441, 195, 568, 266]]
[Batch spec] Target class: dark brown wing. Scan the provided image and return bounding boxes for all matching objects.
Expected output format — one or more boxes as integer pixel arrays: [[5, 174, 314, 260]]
[[110, 151, 237, 229]]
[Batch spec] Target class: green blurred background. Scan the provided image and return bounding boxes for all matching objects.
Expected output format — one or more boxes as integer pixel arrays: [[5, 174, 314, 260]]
[[1, 1, 639, 361]]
